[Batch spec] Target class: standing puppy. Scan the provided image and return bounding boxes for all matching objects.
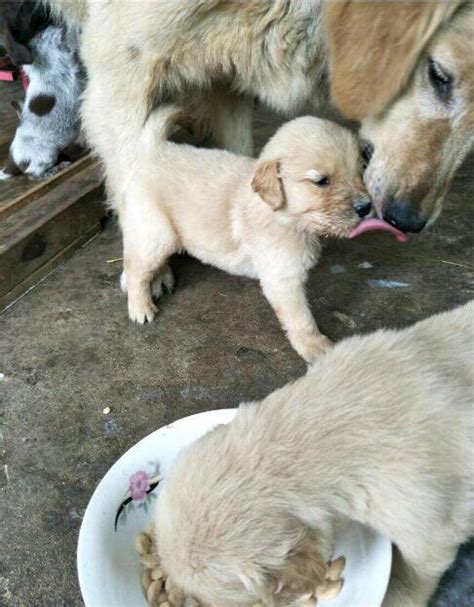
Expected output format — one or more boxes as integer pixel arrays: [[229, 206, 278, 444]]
[[155, 302, 474, 607], [121, 114, 378, 361]]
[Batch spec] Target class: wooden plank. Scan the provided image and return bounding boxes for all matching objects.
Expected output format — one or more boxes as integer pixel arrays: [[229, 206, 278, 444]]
[[0, 154, 95, 220], [0, 161, 106, 309], [0, 223, 101, 311]]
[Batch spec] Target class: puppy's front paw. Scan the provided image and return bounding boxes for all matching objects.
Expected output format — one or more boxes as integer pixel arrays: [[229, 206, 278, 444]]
[[128, 295, 157, 324], [297, 334, 333, 362]]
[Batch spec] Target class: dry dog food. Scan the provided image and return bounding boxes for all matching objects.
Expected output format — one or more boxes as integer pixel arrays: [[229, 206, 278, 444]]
[[136, 525, 345, 606]]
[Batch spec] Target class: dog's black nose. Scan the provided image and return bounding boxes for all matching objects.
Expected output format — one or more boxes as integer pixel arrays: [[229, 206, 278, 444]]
[[353, 198, 372, 218], [383, 198, 427, 233]]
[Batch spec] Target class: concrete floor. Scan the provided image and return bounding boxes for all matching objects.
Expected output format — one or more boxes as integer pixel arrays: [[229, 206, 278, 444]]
[[1, 113, 473, 606]]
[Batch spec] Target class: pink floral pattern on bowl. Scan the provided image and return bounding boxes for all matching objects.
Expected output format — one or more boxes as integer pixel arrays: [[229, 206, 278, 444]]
[[114, 461, 161, 530]]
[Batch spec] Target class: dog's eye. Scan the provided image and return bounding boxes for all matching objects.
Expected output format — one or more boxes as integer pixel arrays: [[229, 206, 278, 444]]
[[361, 140, 374, 169], [428, 58, 453, 102], [314, 175, 330, 187]]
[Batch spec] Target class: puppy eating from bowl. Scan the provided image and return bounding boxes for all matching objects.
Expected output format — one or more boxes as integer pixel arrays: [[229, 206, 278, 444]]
[[154, 302, 474, 607], [121, 112, 402, 362]]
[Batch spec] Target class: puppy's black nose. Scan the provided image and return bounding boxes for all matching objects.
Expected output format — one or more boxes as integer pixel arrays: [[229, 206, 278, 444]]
[[383, 198, 426, 233], [353, 198, 372, 218]]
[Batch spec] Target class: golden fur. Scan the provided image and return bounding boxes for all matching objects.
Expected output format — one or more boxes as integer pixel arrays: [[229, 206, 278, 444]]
[[155, 302, 474, 607], [325, 1, 464, 120], [46, 0, 474, 234], [120, 114, 369, 361]]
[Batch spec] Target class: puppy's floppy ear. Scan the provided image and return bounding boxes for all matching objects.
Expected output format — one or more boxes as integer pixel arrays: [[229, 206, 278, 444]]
[[325, 1, 463, 120], [251, 160, 285, 210]]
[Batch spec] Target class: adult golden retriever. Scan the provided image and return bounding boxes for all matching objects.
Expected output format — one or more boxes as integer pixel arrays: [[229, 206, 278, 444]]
[[48, 1, 474, 234]]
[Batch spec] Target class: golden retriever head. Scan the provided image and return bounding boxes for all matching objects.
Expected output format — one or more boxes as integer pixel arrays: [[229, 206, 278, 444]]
[[155, 421, 332, 607], [251, 117, 371, 239], [326, 2, 474, 233]]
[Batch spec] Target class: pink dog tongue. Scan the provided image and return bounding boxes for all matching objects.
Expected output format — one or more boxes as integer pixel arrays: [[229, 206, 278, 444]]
[[349, 218, 408, 243]]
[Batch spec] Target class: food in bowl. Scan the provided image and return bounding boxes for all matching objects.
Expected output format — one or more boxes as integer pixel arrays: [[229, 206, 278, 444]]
[[135, 524, 345, 606]]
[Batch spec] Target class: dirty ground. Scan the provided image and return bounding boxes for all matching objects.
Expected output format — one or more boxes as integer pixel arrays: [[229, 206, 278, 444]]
[[1, 111, 473, 606]]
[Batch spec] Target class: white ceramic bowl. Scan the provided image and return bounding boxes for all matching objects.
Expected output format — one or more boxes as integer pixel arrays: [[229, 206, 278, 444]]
[[77, 409, 392, 607]]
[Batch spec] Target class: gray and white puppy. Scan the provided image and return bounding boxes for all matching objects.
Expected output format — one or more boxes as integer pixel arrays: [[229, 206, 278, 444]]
[[0, 24, 84, 180]]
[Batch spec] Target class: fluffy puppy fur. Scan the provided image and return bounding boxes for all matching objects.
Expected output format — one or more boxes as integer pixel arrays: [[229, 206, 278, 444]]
[[45, 0, 474, 235], [120, 114, 370, 361], [0, 24, 84, 180], [155, 302, 474, 607]]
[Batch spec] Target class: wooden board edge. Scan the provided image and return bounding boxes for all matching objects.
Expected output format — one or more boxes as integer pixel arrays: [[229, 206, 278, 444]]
[[0, 222, 103, 312], [0, 154, 99, 221]]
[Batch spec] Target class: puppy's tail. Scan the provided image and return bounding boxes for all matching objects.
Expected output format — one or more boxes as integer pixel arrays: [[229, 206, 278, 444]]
[[141, 104, 187, 152]]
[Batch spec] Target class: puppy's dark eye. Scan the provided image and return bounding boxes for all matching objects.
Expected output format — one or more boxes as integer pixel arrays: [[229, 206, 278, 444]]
[[428, 58, 453, 102], [314, 175, 330, 187], [361, 140, 374, 169]]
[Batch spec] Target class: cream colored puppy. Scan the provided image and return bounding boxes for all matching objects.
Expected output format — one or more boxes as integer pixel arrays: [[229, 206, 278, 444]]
[[155, 301, 474, 607], [121, 115, 372, 361]]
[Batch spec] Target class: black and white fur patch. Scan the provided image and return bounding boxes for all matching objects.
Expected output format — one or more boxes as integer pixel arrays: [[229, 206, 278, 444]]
[[0, 24, 84, 180]]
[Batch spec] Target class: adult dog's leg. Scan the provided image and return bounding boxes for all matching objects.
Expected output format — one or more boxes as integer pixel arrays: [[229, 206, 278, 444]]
[[206, 89, 255, 157]]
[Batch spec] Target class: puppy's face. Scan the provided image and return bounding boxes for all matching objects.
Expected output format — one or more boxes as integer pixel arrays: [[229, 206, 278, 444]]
[[252, 118, 371, 239]]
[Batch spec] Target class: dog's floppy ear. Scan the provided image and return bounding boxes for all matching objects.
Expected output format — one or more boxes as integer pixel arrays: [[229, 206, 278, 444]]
[[325, 1, 463, 120], [251, 160, 285, 210]]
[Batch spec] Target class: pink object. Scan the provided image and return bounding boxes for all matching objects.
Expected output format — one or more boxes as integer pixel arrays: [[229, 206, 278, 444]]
[[0, 58, 29, 90], [0, 70, 15, 82], [128, 470, 150, 501], [349, 218, 408, 242], [0, 56, 15, 82]]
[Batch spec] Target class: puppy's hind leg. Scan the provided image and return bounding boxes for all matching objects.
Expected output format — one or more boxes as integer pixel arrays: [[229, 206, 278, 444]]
[[120, 189, 178, 324], [383, 542, 460, 607]]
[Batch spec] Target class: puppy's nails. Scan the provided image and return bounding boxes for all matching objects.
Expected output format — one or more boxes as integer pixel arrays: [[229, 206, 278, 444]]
[[326, 555, 346, 581], [315, 578, 343, 600]]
